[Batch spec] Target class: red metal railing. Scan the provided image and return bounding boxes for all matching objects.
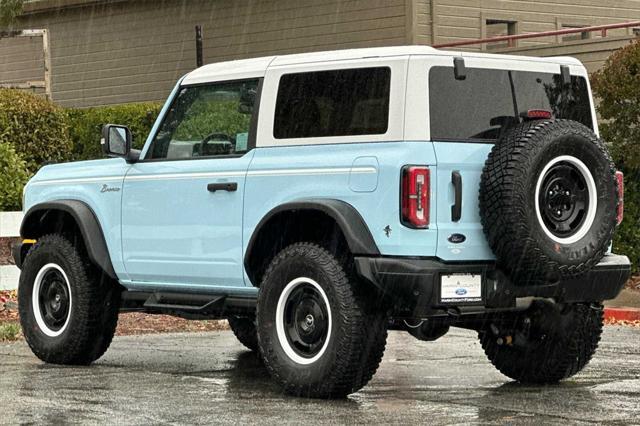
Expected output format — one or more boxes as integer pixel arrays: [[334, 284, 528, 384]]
[[433, 20, 640, 49]]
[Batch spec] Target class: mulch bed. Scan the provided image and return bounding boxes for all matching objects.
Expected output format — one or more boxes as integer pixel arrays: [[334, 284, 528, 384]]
[[0, 290, 19, 322], [0, 237, 19, 266], [604, 318, 640, 327], [114, 314, 228, 336]]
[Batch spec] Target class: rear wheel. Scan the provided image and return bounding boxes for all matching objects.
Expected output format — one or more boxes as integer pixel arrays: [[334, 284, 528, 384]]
[[479, 301, 603, 384], [256, 243, 387, 398], [18, 234, 120, 365]]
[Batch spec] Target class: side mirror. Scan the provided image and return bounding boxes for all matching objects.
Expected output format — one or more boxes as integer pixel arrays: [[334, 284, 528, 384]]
[[101, 124, 139, 163]]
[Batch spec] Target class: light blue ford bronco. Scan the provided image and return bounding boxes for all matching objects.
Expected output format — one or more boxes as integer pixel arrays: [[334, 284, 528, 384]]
[[14, 46, 631, 398]]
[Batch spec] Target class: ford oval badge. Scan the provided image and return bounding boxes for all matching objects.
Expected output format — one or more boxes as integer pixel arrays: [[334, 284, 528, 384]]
[[455, 288, 467, 295], [448, 233, 466, 244]]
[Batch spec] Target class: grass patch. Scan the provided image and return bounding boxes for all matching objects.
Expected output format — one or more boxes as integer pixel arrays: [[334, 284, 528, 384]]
[[0, 322, 21, 341]]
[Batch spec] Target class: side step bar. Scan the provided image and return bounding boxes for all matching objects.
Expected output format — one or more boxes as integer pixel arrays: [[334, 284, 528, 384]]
[[120, 290, 257, 318], [142, 293, 225, 314]]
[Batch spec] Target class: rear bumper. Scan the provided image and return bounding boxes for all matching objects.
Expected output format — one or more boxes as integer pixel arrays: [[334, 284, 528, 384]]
[[354, 254, 631, 318]]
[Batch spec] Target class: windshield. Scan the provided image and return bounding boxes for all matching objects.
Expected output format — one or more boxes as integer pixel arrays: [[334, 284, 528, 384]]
[[429, 66, 593, 142]]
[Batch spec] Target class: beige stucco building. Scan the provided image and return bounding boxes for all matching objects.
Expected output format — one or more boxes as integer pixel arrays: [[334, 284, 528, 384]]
[[1, 0, 639, 107]]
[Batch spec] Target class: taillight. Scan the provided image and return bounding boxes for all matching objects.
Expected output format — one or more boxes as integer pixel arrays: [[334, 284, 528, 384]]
[[401, 166, 430, 228], [616, 171, 624, 225]]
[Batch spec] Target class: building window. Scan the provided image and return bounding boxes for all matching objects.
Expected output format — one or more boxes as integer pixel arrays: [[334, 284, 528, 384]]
[[562, 24, 591, 42], [485, 19, 517, 49]]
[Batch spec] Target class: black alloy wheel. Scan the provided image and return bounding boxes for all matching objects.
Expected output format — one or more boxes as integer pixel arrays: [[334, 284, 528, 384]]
[[36, 267, 72, 334], [281, 280, 330, 360], [538, 160, 590, 239]]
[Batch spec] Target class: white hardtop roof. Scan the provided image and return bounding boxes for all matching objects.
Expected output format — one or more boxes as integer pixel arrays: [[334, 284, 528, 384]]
[[182, 45, 584, 85]]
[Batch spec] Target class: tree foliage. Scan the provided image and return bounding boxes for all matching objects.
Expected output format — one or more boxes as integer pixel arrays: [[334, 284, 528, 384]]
[[592, 41, 640, 273], [592, 41, 640, 169], [0, 0, 24, 28]]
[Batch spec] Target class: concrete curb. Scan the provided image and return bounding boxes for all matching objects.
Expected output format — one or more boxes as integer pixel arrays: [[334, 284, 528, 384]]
[[0, 211, 22, 238], [0, 265, 19, 290], [604, 307, 640, 322]]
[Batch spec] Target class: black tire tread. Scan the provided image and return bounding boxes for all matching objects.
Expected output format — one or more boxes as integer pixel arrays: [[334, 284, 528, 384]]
[[257, 242, 387, 398], [228, 315, 259, 352], [19, 234, 120, 365], [479, 303, 604, 383], [479, 119, 618, 283]]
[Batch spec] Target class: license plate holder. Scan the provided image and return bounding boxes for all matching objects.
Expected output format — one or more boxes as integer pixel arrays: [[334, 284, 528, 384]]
[[439, 273, 483, 304]]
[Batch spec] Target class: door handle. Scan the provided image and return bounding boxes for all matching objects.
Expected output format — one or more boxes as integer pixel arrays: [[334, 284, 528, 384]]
[[207, 182, 237, 192], [451, 171, 462, 222]]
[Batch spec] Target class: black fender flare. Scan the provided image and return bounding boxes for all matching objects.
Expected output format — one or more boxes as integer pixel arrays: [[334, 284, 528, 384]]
[[244, 199, 380, 276], [20, 200, 117, 279]]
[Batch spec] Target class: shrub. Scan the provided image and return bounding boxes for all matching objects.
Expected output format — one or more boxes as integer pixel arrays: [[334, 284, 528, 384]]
[[174, 100, 252, 141], [0, 322, 21, 341], [592, 41, 640, 273], [0, 142, 30, 211], [592, 41, 640, 169], [67, 102, 162, 161], [0, 89, 73, 173]]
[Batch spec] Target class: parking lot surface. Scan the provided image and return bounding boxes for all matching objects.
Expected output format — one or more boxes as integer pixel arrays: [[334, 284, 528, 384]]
[[1, 326, 639, 425]]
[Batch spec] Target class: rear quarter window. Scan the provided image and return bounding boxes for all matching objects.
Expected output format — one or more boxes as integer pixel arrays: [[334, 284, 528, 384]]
[[273, 67, 390, 139], [429, 66, 593, 142]]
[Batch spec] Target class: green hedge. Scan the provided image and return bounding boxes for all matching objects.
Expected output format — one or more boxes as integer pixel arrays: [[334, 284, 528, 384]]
[[67, 102, 162, 161], [0, 90, 162, 209], [592, 41, 640, 273], [174, 100, 251, 141], [0, 142, 29, 211], [0, 89, 73, 173]]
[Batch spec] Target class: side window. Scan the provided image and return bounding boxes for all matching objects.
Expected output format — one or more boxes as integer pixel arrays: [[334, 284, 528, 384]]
[[147, 79, 259, 160], [273, 67, 390, 139]]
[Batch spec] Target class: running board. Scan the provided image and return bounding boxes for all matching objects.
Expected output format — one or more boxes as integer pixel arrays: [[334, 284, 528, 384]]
[[142, 292, 226, 314]]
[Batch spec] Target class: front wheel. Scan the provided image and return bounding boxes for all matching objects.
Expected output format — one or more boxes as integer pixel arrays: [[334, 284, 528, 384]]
[[479, 301, 603, 384], [256, 243, 387, 398], [18, 234, 121, 365]]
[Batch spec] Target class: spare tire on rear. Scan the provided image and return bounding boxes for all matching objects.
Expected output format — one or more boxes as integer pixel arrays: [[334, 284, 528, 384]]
[[479, 119, 619, 285]]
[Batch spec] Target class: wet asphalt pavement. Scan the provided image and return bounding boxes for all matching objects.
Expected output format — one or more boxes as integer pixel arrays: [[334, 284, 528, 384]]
[[1, 326, 639, 425]]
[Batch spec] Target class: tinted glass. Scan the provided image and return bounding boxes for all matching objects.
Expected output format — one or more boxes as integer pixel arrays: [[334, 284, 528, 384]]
[[148, 79, 258, 160], [429, 67, 593, 141], [274, 67, 390, 139]]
